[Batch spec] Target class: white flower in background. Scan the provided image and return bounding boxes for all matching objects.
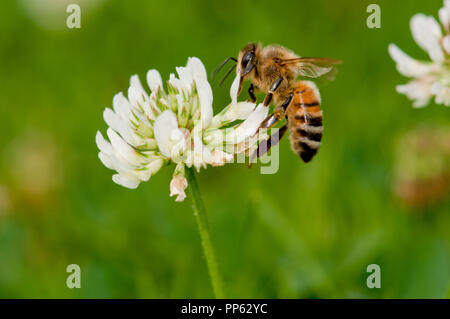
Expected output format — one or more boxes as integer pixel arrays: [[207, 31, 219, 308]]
[[389, 0, 450, 107], [96, 57, 267, 201]]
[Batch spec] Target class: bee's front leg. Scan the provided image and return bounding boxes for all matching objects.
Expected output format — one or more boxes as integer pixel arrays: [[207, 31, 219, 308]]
[[248, 83, 257, 103], [263, 77, 283, 106]]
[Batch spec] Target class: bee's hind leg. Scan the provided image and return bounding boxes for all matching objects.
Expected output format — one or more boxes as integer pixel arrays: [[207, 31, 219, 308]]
[[249, 124, 288, 167], [249, 93, 293, 167]]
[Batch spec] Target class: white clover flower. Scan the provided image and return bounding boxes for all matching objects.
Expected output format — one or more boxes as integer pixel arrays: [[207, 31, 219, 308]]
[[389, 0, 450, 107], [96, 57, 268, 201]]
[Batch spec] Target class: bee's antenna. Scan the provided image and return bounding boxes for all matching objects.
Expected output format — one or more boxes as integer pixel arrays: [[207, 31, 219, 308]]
[[219, 64, 236, 86], [211, 57, 237, 79]]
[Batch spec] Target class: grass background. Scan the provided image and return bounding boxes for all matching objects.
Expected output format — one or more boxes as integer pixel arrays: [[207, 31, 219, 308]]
[[0, 0, 449, 298]]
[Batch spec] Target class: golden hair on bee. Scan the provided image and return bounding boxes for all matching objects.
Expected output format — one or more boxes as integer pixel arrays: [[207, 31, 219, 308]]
[[237, 43, 301, 102]]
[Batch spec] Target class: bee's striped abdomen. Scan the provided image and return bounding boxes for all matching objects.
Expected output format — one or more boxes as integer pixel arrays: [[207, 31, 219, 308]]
[[287, 80, 323, 163]]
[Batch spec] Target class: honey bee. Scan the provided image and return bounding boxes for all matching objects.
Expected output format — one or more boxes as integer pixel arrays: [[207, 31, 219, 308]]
[[214, 43, 341, 163]]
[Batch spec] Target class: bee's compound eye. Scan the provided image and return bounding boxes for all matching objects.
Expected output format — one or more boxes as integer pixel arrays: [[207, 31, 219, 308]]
[[242, 51, 254, 67]]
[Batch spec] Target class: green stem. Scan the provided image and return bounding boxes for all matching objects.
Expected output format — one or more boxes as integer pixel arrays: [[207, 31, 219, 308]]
[[185, 167, 225, 299]]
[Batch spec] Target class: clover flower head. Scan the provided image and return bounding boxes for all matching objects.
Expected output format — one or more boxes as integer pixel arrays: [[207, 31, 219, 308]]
[[389, 0, 450, 107], [394, 126, 450, 208], [96, 57, 268, 201]]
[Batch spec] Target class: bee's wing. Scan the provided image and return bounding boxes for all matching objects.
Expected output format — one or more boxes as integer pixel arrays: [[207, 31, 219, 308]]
[[280, 57, 342, 79]]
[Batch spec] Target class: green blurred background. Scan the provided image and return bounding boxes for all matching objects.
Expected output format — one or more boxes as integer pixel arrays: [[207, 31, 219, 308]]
[[0, 0, 449, 298]]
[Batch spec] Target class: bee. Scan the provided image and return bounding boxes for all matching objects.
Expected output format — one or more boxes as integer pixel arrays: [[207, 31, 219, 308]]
[[213, 43, 341, 163]]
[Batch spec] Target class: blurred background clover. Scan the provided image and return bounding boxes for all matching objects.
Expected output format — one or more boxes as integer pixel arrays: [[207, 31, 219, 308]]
[[393, 126, 450, 209]]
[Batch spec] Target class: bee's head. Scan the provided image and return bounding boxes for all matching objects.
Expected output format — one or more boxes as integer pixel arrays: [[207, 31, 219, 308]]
[[237, 43, 258, 95]]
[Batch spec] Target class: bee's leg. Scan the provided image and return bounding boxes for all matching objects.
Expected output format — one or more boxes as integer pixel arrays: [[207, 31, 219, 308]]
[[258, 112, 279, 130], [273, 92, 293, 119], [249, 124, 288, 166], [249, 111, 281, 168], [263, 77, 283, 106], [248, 83, 257, 103], [249, 93, 293, 167], [258, 93, 293, 130]]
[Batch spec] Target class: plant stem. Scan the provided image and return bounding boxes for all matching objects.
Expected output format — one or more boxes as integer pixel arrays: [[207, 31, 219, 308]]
[[185, 167, 225, 299]]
